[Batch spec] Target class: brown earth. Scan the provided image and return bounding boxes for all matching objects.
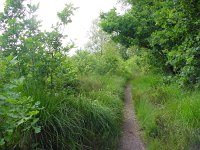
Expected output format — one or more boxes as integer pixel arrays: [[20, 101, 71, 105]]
[[119, 83, 145, 150]]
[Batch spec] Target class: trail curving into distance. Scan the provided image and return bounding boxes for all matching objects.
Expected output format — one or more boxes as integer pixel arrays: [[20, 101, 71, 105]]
[[119, 83, 145, 150]]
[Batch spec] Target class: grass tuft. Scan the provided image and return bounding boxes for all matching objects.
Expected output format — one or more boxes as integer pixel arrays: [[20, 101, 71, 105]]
[[132, 73, 200, 150]]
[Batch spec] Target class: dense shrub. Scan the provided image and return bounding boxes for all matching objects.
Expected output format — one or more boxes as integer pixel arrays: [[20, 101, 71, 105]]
[[0, 56, 41, 149]]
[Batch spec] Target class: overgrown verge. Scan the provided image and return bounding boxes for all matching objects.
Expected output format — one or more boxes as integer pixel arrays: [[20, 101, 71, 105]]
[[0, 1, 132, 149], [0, 48, 131, 150], [32, 74, 125, 150], [132, 72, 200, 150], [0, 51, 128, 150]]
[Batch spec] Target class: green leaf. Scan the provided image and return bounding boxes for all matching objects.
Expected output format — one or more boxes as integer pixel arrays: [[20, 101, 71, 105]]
[[33, 126, 41, 134], [28, 110, 39, 116], [0, 138, 5, 146], [10, 56, 18, 65], [6, 55, 13, 62]]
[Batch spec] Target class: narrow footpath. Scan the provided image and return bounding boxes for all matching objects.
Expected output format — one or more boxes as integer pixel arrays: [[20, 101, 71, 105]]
[[119, 83, 145, 150]]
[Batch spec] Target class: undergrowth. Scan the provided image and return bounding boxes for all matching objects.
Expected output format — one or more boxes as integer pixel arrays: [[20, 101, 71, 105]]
[[132, 73, 200, 150], [30, 75, 125, 150]]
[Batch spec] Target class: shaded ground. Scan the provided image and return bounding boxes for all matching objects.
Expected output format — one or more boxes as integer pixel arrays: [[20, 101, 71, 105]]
[[119, 83, 145, 150]]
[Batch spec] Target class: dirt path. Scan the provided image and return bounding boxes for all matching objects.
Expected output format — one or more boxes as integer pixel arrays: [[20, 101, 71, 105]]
[[119, 83, 145, 150]]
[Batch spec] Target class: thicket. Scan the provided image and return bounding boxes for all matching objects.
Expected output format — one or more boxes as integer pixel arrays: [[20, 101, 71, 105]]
[[100, 0, 200, 87], [0, 1, 133, 149]]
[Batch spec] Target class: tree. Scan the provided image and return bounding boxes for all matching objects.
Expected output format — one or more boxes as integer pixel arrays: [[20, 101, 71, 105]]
[[0, 0, 77, 88], [0, 1, 78, 148], [84, 18, 110, 54], [99, 0, 200, 86]]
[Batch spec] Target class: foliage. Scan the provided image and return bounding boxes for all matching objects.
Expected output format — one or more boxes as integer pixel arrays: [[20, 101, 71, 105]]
[[100, 0, 200, 87], [0, 0, 131, 149], [0, 55, 41, 149], [74, 41, 133, 79], [0, 1, 79, 149], [0, 0, 76, 87]]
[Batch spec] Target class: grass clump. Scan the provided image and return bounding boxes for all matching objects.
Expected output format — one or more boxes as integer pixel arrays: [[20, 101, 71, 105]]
[[132, 73, 200, 150], [26, 74, 125, 150]]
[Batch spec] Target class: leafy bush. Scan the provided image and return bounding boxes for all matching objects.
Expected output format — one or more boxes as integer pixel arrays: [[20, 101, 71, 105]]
[[74, 41, 135, 80], [0, 56, 41, 149]]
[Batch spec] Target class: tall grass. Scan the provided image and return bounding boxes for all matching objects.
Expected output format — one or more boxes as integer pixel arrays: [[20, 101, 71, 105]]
[[132, 73, 200, 150], [19, 74, 125, 150]]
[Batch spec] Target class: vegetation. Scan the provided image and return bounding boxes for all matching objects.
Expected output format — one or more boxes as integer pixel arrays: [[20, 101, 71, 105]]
[[100, 0, 200, 87], [0, 0, 131, 149], [132, 72, 200, 150], [99, 0, 200, 149], [1, 0, 200, 149]]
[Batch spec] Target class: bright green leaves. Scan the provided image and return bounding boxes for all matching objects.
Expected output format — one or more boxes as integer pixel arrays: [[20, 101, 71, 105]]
[[0, 139, 5, 146], [74, 41, 129, 77], [25, 37, 34, 49], [0, 1, 78, 148], [0, 61, 42, 148], [57, 3, 77, 26], [0, 0, 77, 88], [33, 126, 41, 134]]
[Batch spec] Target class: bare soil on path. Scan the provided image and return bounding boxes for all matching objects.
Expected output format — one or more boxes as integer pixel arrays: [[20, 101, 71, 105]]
[[119, 83, 145, 150]]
